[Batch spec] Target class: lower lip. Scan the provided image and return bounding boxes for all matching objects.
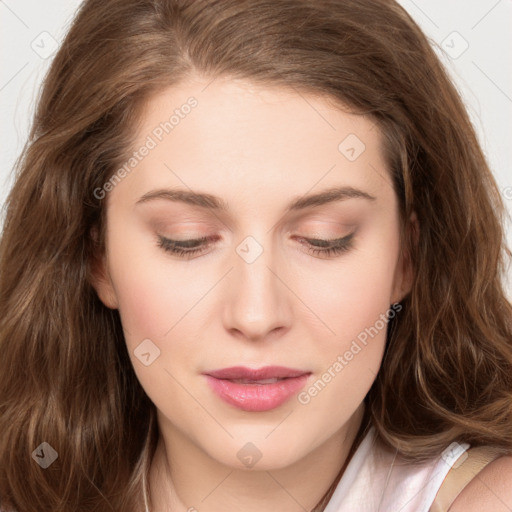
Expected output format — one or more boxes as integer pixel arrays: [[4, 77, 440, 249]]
[[204, 374, 310, 412]]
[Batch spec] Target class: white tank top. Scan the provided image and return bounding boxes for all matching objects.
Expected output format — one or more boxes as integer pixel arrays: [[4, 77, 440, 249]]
[[324, 426, 470, 512]]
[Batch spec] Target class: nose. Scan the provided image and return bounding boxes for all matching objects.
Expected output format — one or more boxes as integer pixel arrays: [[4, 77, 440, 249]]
[[221, 235, 292, 342]]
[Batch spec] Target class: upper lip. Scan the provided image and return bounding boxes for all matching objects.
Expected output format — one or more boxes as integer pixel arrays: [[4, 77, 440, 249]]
[[204, 366, 310, 380]]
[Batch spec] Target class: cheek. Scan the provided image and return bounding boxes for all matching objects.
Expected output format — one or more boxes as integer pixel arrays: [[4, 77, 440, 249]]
[[294, 245, 399, 431], [105, 226, 180, 346], [301, 238, 400, 347], [108, 216, 400, 352], [106, 233, 220, 378]]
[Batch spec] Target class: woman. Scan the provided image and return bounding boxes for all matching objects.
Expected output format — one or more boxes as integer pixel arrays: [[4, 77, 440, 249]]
[[0, 0, 511, 511]]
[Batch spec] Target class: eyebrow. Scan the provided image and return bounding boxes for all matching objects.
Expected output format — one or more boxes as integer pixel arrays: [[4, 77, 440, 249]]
[[136, 185, 376, 212]]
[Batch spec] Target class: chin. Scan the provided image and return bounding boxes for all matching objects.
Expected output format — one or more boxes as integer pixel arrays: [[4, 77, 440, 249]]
[[203, 434, 310, 472]]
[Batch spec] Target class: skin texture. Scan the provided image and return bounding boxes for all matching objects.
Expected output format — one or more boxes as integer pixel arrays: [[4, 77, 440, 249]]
[[92, 76, 415, 511], [449, 456, 512, 511]]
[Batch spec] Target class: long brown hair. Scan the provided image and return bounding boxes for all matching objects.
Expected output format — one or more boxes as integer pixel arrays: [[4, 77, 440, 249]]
[[1, 0, 511, 510]]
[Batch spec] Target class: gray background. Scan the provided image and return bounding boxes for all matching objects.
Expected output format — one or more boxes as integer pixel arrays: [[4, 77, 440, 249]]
[[1, 0, 511, 293]]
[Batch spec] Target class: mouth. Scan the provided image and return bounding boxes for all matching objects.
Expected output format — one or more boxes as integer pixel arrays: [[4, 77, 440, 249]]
[[203, 366, 311, 412], [228, 377, 285, 384]]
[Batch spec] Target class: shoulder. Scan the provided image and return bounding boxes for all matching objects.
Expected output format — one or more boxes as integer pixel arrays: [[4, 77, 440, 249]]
[[449, 455, 512, 511]]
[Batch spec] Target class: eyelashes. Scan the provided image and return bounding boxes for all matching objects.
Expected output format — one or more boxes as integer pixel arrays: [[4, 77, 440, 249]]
[[296, 233, 354, 257], [157, 235, 213, 257], [156, 233, 355, 259]]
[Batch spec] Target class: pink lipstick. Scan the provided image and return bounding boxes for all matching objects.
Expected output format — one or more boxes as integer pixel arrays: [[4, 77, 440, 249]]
[[203, 366, 311, 412]]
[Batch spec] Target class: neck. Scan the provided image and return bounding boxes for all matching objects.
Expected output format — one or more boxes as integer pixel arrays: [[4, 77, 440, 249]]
[[148, 403, 367, 512]]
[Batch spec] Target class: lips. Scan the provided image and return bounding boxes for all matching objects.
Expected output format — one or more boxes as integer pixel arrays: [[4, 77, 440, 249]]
[[205, 366, 309, 380], [203, 366, 311, 412]]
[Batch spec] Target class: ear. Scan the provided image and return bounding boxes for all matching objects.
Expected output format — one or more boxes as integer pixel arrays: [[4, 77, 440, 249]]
[[391, 211, 419, 304], [88, 227, 119, 310]]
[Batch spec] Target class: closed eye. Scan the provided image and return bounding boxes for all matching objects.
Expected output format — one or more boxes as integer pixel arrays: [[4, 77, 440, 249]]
[[157, 233, 355, 259]]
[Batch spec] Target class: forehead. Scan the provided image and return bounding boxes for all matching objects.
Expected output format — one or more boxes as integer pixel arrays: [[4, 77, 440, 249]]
[[110, 76, 395, 210]]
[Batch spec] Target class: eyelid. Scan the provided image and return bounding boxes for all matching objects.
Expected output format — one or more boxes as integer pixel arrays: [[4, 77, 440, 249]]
[[299, 232, 355, 243], [294, 220, 357, 235], [156, 230, 356, 259]]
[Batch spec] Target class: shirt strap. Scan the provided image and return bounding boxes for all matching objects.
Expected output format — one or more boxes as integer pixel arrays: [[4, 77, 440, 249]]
[[429, 445, 505, 512]]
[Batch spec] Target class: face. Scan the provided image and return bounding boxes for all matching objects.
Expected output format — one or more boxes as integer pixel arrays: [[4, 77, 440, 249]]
[[92, 76, 413, 471]]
